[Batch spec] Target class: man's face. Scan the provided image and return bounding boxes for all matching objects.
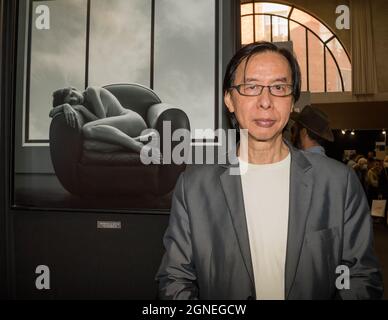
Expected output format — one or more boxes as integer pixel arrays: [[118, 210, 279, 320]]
[[224, 51, 293, 143]]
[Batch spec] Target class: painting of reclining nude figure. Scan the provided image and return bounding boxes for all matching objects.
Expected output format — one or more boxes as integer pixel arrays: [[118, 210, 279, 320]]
[[48, 84, 190, 209], [14, 82, 190, 210], [13, 0, 216, 211]]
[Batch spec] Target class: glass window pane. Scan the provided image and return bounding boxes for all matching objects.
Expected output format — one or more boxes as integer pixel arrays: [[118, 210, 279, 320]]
[[255, 14, 271, 42], [254, 2, 291, 17], [28, 0, 87, 141], [291, 8, 333, 42], [88, 0, 151, 87], [240, 3, 351, 92], [308, 31, 324, 92], [154, 0, 215, 139], [272, 16, 288, 42], [327, 38, 351, 91], [326, 47, 342, 92], [342, 68, 351, 92], [241, 15, 254, 45], [290, 21, 307, 91], [241, 3, 253, 16]]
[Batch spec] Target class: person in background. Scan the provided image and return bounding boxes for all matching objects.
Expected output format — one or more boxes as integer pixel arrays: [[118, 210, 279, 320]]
[[353, 157, 369, 193], [366, 160, 382, 206], [290, 105, 334, 155], [378, 156, 388, 200], [347, 153, 357, 168], [367, 151, 376, 170], [354, 154, 364, 165]]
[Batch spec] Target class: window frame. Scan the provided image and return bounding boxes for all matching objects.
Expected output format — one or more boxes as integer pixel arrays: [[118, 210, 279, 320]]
[[24, 0, 221, 145], [240, 0, 351, 93]]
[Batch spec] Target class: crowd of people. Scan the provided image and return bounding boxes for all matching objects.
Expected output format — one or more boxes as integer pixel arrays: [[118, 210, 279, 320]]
[[346, 152, 388, 206], [289, 106, 388, 213]]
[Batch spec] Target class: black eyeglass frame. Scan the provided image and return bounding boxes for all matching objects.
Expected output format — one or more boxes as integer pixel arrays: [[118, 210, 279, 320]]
[[229, 83, 294, 97]]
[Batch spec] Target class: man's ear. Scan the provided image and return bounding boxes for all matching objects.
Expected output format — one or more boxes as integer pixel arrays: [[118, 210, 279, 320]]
[[224, 91, 235, 113]]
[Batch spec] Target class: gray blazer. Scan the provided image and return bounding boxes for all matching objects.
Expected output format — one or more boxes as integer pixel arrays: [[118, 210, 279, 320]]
[[156, 142, 383, 299]]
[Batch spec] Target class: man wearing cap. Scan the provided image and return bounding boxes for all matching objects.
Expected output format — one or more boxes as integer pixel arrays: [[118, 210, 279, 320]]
[[290, 105, 334, 155]]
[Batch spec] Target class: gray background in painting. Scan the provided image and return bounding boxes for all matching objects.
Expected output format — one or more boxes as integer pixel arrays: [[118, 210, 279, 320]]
[[15, 0, 219, 173], [154, 0, 215, 139]]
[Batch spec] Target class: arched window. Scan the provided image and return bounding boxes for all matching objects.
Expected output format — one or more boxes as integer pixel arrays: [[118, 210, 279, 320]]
[[240, 1, 351, 93]]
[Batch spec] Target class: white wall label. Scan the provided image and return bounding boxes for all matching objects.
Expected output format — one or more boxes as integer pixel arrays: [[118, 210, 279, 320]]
[[97, 221, 122, 229]]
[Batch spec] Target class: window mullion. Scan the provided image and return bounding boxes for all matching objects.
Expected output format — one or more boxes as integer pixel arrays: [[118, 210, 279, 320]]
[[84, 0, 91, 89], [324, 45, 327, 92], [252, 0, 256, 41], [306, 29, 309, 92]]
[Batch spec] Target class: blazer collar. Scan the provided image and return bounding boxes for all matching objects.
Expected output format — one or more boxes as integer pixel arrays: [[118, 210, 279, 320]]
[[219, 138, 313, 299], [219, 138, 311, 171]]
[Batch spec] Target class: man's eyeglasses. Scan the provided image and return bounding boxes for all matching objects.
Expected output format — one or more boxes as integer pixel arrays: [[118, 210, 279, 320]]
[[230, 83, 293, 97]]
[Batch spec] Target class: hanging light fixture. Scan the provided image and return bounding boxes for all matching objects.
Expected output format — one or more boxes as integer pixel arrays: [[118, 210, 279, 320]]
[[350, 130, 355, 136]]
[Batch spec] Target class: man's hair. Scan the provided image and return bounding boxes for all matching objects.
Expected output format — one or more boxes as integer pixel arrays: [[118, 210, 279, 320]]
[[223, 41, 301, 101], [223, 41, 301, 130], [52, 87, 72, 108]]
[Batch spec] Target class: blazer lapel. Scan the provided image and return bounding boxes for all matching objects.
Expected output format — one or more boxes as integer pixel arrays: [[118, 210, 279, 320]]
[[219, 148, 255, 290], [285, 145, 313, 299]]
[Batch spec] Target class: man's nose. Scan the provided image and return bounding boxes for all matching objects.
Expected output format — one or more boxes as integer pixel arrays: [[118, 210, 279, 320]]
[[256, 86, 272, 110]]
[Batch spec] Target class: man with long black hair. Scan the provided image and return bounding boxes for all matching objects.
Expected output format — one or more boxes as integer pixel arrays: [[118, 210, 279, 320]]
[[156, 41, 383, 300]]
